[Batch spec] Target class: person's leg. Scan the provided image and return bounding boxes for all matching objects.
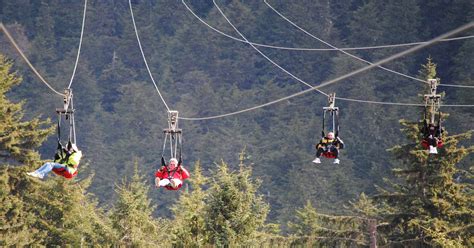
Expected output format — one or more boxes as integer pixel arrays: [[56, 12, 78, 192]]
[[427, 137, 438, 154], [331, 147, 340, 164], [428, 137, 437, 147], [170, 179, 183, 189], [158, 178, 171, 187], [316, 147, 325, 158], [313, 147, 325, 163], [34, 162, 65, 178], [331, 147, 339, 158]]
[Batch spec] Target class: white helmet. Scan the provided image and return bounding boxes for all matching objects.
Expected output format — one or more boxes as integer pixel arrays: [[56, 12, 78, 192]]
[[169, 158, 178, 164], [327, 132, 335, 139], [70, 143, 79, 152]]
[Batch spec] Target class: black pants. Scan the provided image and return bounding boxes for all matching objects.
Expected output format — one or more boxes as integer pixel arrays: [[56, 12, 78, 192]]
[[316, 145, 339, 158]]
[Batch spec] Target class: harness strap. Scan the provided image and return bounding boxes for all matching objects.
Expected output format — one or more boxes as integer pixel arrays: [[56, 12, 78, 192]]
[[322, 110, 326, 138]]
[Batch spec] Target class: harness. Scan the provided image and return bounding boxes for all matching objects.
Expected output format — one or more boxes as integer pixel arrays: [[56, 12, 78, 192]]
[[422, 79, 443, 139], [322, 93, 339, 139], [53, 89, 78, 179], [160, 111, 183, 179]]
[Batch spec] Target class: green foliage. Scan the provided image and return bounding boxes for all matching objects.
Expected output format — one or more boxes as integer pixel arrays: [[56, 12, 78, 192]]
[[110, 161, 167, 247], [1, 1, 473, 245], [374, 62, 474, 247], [0, 54, 54, 166], [288, 200, 320, 236], [170, 161, 207, 247], [0, 165, 116, 246], [204, 161, 269, 246], [1, 55, 114, 246], [30, 175, 116, 246], [288, 200, 368, 247], [349, 192, 379, 219], [0, 166, 40, 246]]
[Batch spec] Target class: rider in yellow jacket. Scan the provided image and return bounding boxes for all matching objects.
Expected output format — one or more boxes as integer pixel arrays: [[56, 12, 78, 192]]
[[27, 143, 82, 179]]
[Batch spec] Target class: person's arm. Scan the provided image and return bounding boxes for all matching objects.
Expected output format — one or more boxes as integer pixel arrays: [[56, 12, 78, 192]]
[[155, 167, 166, 178], [161, 157, 166, 167], [154, 177, 161, 187], [180, 167, 190, 180], [54, 151, 64, 163], [316, 139, 324, 149], [336, 137, 344, 149], [68, 151, 82, 168]]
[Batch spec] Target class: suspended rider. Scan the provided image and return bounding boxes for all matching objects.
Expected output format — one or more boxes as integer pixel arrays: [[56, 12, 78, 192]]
[[421, 120, 443, 154], [313, 131, 344, 164], [27, 142, 82, 179], [155, 157, 190, 190]]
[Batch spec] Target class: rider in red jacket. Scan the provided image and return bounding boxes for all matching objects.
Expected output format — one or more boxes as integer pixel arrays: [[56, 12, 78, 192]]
[[155, 158, 190, 190]]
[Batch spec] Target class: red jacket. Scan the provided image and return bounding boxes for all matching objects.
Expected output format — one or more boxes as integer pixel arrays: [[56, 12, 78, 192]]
[[155, 166, 190, 190]]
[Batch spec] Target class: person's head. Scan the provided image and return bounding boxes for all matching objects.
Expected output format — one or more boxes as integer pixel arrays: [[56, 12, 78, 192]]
[[169, 158, 178, 168], [327, 132, 335, 139], [68, 143, 79, 152]]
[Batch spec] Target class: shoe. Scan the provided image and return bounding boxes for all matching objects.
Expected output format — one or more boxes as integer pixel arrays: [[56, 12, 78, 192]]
[[27, 171, 43, 179], [312, 158, 321, 164], [429, 146, 438, 154], [333, 159, 340, 164]]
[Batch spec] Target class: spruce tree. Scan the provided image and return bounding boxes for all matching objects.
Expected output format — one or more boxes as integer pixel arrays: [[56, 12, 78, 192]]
[[203, 161, 269, 246], [375, 61, 474, 247], [110, 162, 166, 247], [287, 200, 369, 247], [29, 175, 117, 246], [170, 161, 207, 247], [0, 54, 114, 246], [0, 54, 50, 245], [0, 54, 54, 166]]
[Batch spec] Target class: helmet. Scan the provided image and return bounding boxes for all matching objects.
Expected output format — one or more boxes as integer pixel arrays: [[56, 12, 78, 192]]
[[169, 158, 178, 165], [327, 132, 335, 139], [69, 143, 79, 152]]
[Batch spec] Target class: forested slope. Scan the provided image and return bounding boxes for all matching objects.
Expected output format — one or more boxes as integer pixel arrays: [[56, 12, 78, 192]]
[[1, 1, 473, 244]]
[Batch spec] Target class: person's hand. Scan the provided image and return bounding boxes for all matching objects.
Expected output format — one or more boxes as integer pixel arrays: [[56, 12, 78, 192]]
[[154, 177, 160, 187]]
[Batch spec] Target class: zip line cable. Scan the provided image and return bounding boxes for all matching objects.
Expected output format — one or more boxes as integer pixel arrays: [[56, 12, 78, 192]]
[[264, 0, 474, 89], [1, 23, 64, 96], [181, 0, 474, 51], [179, 13, 474, 121], [128, 0, 171, 112], [180, 2, 474, 120], [189, 1, 330, 97], [212, 1, 427, 108], [0, 0, 89, 96], [67, 0, 88, 89], [183, 0, 472, 89], [265, 0, 428, 86], [205, 1, 473, 115]]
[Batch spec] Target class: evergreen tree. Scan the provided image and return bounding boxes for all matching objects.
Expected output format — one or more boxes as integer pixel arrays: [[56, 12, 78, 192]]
[[288, 200, 369, 247], [110, 161, 167, 247], [0, 166, 40, 246], [0, 54, 54, 166], [170, 161, 207, 247], [374, 61, 474, 247], [30, 175, 116, 246], [203, 161, 269, 246], [0, 54, 114, 246], [288, 200, 321, 236], [1, 166, 116, 246], [31, 1, 57, 68]]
